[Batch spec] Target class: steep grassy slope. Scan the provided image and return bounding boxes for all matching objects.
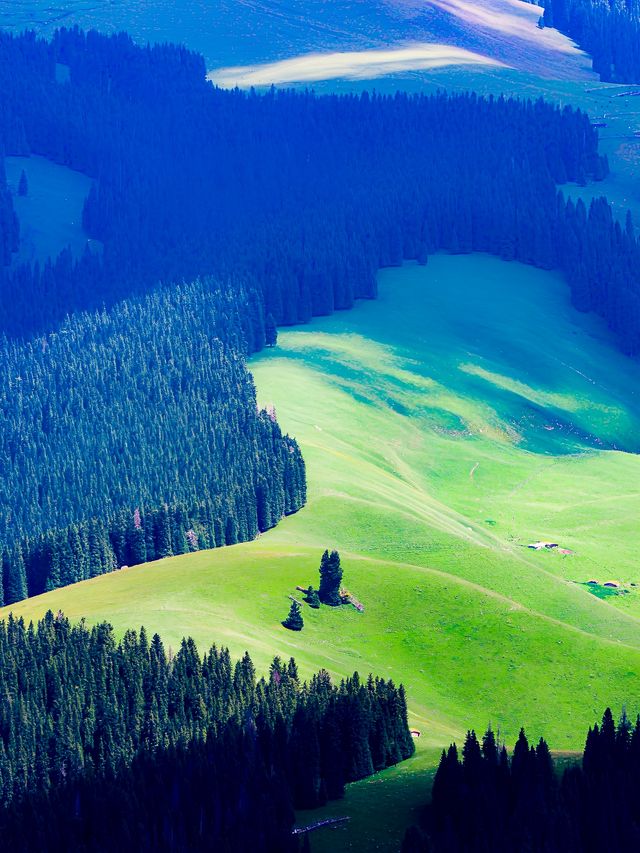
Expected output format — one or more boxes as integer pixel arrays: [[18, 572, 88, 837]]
[[6, 253, 640, 850]]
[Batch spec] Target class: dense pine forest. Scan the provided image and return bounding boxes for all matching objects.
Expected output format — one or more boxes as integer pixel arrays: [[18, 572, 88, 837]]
[[2, 27, 640, 601], [0, 612, 413, 852], [543, 0, 640, 83], [0, 19, 640, 853], [0, 279, 305, 602], [402, 708, 640, 852], [0, 159, 18, 266], [2, 28, 640, 356]]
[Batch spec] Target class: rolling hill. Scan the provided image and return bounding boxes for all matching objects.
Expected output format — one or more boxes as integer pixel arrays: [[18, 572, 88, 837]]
[[3, 2, 640, 850], [7, 254, 640, 849]]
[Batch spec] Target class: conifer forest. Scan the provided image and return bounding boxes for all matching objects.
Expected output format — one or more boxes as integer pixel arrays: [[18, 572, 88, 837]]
[[1, 2, 640, 851]]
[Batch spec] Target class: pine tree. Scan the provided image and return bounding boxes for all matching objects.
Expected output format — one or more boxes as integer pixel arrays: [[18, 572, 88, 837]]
[[287, 658, 299, 682], [155, 505, 172, 559], [318, 550, 342, 606], [304, 586, 320, 608], [265, 313, 278, 347], [128, 509, 147, 565], [282, 600, 304, 631], [401, 826, 429, 853], [4, 545, 27, 604]]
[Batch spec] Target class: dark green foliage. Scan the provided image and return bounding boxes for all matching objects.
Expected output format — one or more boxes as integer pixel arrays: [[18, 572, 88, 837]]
[[0, 280, 306, 600], [17, 168, 27, 196], [304, 586, 321, 608], [405, 708, 640, 852], [0, 29, 637, 608], [2, 545, 27, 604], [0, 159, 19, 266], [283, 600, 304, 631], [0, 29, 635, 613], [318, 549, 343, 606], [544, 0, 640, 83], [265, 312, 278, 347], [402, 826, 431, 853], [0, 28, 628, 357], [0, 613, 414, 850]]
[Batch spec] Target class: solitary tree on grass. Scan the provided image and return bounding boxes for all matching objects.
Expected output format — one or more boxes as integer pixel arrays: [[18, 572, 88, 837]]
[[265, 313, 278, 347], [18, 169, 28, 197], [282, 600, 304, 631], [318, 549, 342, 606]]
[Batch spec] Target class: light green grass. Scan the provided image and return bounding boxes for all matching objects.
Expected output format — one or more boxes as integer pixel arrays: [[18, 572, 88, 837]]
[[5, 154, 96, 265], [6, 254, 640, 849]]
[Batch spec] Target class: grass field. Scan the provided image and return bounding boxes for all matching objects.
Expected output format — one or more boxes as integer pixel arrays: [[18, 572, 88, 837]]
[[4, 6, 640, 849], [5, 155, 94, 265], [7, 254, 640, 850]]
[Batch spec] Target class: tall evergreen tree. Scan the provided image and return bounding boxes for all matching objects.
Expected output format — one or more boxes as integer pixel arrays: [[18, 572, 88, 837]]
[[318, 550, 343, 606], [3, 545, 27, 604], [265, 312, 278, 347], [282, 600, 304, 631], [17, 169, 27, 197]]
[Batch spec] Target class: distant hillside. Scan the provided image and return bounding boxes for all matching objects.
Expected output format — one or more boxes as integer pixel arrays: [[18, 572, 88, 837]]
[[543, 0, 640, 82], [0, 0, 592, 78]]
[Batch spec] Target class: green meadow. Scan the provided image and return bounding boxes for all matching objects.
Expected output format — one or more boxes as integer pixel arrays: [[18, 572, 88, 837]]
[[5, 154, 95, 265], [7, 253, 640, 849], [3, 8, 640, 849]]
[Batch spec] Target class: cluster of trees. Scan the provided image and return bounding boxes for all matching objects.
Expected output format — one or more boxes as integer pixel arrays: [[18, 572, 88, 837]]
[[318, 550, 343, 606], [0, 279, 305, 603], [0, 160, 18, 266], [543, 0, 640, 83], [4, 28, 640, 356], [283, 550, 346, 630], [0, 612, 414, 851], [402, 708, 640, 852]]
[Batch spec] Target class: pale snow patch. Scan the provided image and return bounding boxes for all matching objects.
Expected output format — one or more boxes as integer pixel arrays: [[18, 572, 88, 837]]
[[208, 43, 505, 88]]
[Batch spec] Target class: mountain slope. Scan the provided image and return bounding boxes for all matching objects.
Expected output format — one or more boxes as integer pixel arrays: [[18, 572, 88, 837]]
[[8, 255, 640, 750]]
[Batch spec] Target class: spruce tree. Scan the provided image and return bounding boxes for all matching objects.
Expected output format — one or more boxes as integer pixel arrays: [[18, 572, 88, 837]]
[[4, 545, 28, 604], [265, 313, 278, 347], [401, 826, 429, 853], [155, 505, 172, 558], [128, 508, 147, 565], [282, 600, 304, 631], [287, 657, 299, 682], [318, 550, 342, 606], [304, 586, 320, 608]]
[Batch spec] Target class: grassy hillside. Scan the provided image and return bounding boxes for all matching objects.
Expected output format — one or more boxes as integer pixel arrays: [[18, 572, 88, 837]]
[[7, 254, 640, 722], [8, 254, 640, 849], [5, 154, 95, 265], [2, 0, 593, 78], [4, 7, 640, 851]]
